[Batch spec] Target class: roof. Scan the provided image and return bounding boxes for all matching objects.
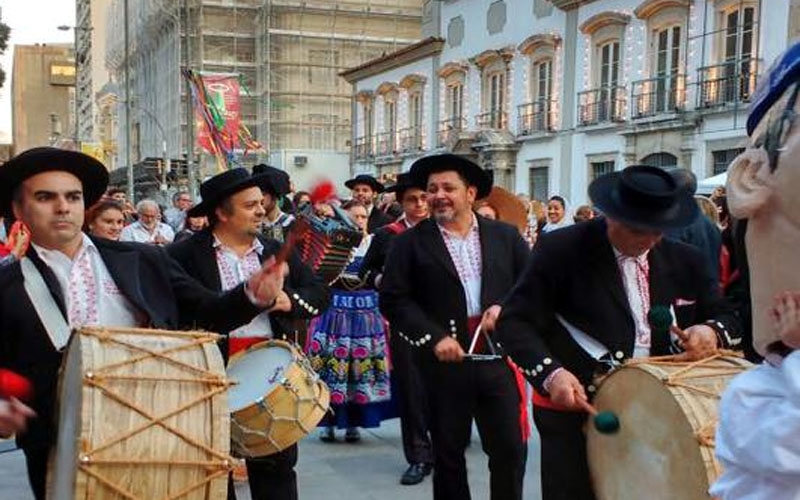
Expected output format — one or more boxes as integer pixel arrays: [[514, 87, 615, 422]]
[[339, 37, 445, 84]]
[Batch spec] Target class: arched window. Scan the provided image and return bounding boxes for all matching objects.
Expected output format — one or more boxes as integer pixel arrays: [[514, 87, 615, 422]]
[[641, 152, 678, 168]]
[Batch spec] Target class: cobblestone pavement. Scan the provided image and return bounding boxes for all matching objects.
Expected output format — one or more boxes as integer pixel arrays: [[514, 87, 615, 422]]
[[1, 419, 543, 500]]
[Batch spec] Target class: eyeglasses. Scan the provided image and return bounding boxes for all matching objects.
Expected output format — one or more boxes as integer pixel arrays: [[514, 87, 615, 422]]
[[754, 83, 800, 172]]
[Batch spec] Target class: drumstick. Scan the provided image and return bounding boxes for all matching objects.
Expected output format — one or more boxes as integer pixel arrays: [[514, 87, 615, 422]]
[[574, 390, 619, 434], [670, 325, 690, 342]]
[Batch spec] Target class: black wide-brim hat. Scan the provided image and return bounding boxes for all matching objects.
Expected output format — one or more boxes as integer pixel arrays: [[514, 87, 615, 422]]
[[0, 147, 109, 218], [589, 165, 699, 231], [344, 174, 385, 193], [252, 164, 291, 196], [385, 172, 421, 198], [188, 168, 276, 217], [409, 153, 492, 199]]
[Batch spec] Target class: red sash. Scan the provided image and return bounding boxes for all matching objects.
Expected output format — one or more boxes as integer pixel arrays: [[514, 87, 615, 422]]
[[229, 337, 266, 356]]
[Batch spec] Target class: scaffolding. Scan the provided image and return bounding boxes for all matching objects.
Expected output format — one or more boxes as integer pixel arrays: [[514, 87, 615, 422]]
[[105, 0, 422, 177]]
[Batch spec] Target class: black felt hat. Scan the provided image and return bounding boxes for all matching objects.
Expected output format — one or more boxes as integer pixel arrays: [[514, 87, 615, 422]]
[[344, 174, 385, 193], [384, 173, 422, 199], [588, 165, 699, 230], [188, 168, 276, 217], [0, 147, 109, 218], [252, 164, 291, 196], [409, 153, 492, 199]]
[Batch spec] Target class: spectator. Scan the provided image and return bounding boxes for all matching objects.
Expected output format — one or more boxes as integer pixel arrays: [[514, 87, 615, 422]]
[[573, 205, 595, 223], [85, 199, 125, 241], [120, 199, 175, 245], [541, 195, 573, 233], [174, 215, 208, 243], [163, 191, 192, 232]]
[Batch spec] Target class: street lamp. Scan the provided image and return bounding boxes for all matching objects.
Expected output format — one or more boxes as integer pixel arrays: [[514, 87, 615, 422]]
[[57, 24, 92, 149]]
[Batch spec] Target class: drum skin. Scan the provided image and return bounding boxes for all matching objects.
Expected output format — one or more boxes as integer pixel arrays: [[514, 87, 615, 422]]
[[49, 327, 231, 500], [228, 340, 330, 458], [586, 355, 752, 500]]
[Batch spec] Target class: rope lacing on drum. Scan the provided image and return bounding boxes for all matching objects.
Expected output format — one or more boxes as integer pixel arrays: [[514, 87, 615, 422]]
[[231, 349, 330, 457], [77, 327, 235, 500]]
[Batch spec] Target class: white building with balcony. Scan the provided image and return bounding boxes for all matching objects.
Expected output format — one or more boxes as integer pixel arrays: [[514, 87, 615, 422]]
[[343, 0, 794, 205]]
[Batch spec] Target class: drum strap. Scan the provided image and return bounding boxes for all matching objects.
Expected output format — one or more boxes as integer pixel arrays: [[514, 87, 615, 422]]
[[556, 314, 609, 360], [21, 257, 71, 351]]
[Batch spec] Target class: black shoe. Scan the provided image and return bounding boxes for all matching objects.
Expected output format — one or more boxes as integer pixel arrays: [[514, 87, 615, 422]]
[[344, 427, 361, 443], [319, 427, 336, 443], [400, 463, 432, 485]]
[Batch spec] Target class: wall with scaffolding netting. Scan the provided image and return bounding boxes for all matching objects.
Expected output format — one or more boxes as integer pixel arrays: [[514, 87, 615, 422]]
[[106, 0, 422, 179]]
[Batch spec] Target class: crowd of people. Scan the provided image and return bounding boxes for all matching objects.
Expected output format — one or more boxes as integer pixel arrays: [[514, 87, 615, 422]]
[[3, 41, 800, 500]]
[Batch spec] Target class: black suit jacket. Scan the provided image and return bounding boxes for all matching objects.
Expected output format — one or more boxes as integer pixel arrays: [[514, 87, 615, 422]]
[[166, 229, 329, 360], [359, 221, 406, 289], [367, 206, 394, 233], [0, 237, 263, 452], [495, 218, 743, 394], [379, 216, 530, 359]]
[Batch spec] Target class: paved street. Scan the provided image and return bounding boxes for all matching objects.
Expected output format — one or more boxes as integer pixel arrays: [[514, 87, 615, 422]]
[[1, 419, 542, 499]]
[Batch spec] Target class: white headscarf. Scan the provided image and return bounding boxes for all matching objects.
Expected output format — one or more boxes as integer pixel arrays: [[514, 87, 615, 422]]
[[541, 195, 573, 233]]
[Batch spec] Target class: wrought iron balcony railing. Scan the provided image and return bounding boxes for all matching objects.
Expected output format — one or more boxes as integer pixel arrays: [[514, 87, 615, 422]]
[[398, 126, 423, 153], [631, 74, 686, 119], [437, 117, 466, 147], [375, 131, 396, 157], [517, 99, 558, 135], [476, 109, 508, 130], [698, 58, 759, 108], [353, 136, 372, 161], [577, 86, 627, 126]]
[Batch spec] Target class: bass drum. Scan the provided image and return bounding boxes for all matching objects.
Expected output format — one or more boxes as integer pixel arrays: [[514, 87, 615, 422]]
[[49, 327, 231, 500], [586, 354, 752, 500]]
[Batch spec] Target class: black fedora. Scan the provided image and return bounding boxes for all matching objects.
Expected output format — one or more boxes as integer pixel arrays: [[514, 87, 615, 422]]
[[0, 147, 109, 218], [345, 174, 385, 193], [252, 164, 291, 196], [384, 173, 422, 198], [409, 153, 492, 199], [188, 168, 276, 217], [588, 165, 699, 231]]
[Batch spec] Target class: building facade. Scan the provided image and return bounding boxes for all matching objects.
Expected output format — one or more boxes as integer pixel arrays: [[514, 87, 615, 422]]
[[11, 44, 76, 153], [104, 0, 422, 194], [344, 0, 793, 206]]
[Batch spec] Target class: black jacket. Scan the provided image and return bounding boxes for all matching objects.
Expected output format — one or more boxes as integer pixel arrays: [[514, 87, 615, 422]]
[[495, 218, 743, 394], [0, 237, 263, 452], [367, 206, 394, 233], [166, 229, 330, 360], [379, 216, 530, 360]]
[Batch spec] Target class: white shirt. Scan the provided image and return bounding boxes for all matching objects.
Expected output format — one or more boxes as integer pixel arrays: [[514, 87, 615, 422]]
[[120, 221, 175, 244], [711, 352, 800, 500], [613, 248, 652, 358], [213, 235, 274, 340], [31, 234, 142, 329], [438, 214, 483, 317]]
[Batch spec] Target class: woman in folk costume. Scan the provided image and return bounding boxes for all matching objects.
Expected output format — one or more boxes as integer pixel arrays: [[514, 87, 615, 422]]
[[306, 199, 392, 443], [541, 195, 573, 233]]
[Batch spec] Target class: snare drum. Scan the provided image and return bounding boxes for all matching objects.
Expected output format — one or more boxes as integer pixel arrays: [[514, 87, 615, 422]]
[[227, 340, 330, 457], [50, 327, 232, 500], [586, 354, 752, 500]]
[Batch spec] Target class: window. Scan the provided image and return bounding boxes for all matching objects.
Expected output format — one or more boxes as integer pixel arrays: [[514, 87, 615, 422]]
[[529, 166, 549, 202], [721, 4, 757, 102], [446, 83, 464, 122], [654, 26, 682, 111], [641, 152, 678, 169], [591, 160, 615, 180], [599, 42, 621, 89], [482, 71, 506, 128], [409, 92, 423, 130], [712, 148, 744, 175], [362, 101, 373, 138], [533, 58, 553, 103], [489, 72, 505, 113], [385, 99, 396, 133]]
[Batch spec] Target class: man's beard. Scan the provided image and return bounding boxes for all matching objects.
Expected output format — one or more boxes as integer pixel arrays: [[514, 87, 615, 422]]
[[433, 210, 455, 224]]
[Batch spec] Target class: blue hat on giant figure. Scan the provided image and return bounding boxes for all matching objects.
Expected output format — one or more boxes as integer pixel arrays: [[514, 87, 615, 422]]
[[747, 41, 800, 136]]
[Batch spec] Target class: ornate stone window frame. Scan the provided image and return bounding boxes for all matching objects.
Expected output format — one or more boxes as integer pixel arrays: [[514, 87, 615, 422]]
[[580, 12, 631, 88], [470, 47, 515, 120]]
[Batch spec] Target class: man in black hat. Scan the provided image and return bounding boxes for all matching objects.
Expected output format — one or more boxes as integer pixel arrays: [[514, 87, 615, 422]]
[[360, 173, 434, 485], [380, 154, 530, 500], [495, 165, 743, 500], [0, 148, 287, 500], [345, 174, 393, 232], [253, 164, 295, 243], [167, 168, 328, 500]]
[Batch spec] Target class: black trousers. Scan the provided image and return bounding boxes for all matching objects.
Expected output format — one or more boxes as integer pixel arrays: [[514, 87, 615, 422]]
[[228, 444, 298, 500], [23, 446, 48, 500], [390, 333, 433, 466], [427, 359, 526, 500], [533, 407, 595, 500]]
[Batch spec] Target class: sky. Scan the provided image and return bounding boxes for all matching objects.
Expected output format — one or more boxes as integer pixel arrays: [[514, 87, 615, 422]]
[[0, 0, 75, 144]]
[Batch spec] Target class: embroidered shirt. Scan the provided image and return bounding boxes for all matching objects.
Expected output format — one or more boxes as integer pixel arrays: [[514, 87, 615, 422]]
[[120, 221, 175, 244], [31, 234, 142, 329], [213, 234, 274, 340], [438, 214, 483, 317], [613, 247, 651, 358]]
